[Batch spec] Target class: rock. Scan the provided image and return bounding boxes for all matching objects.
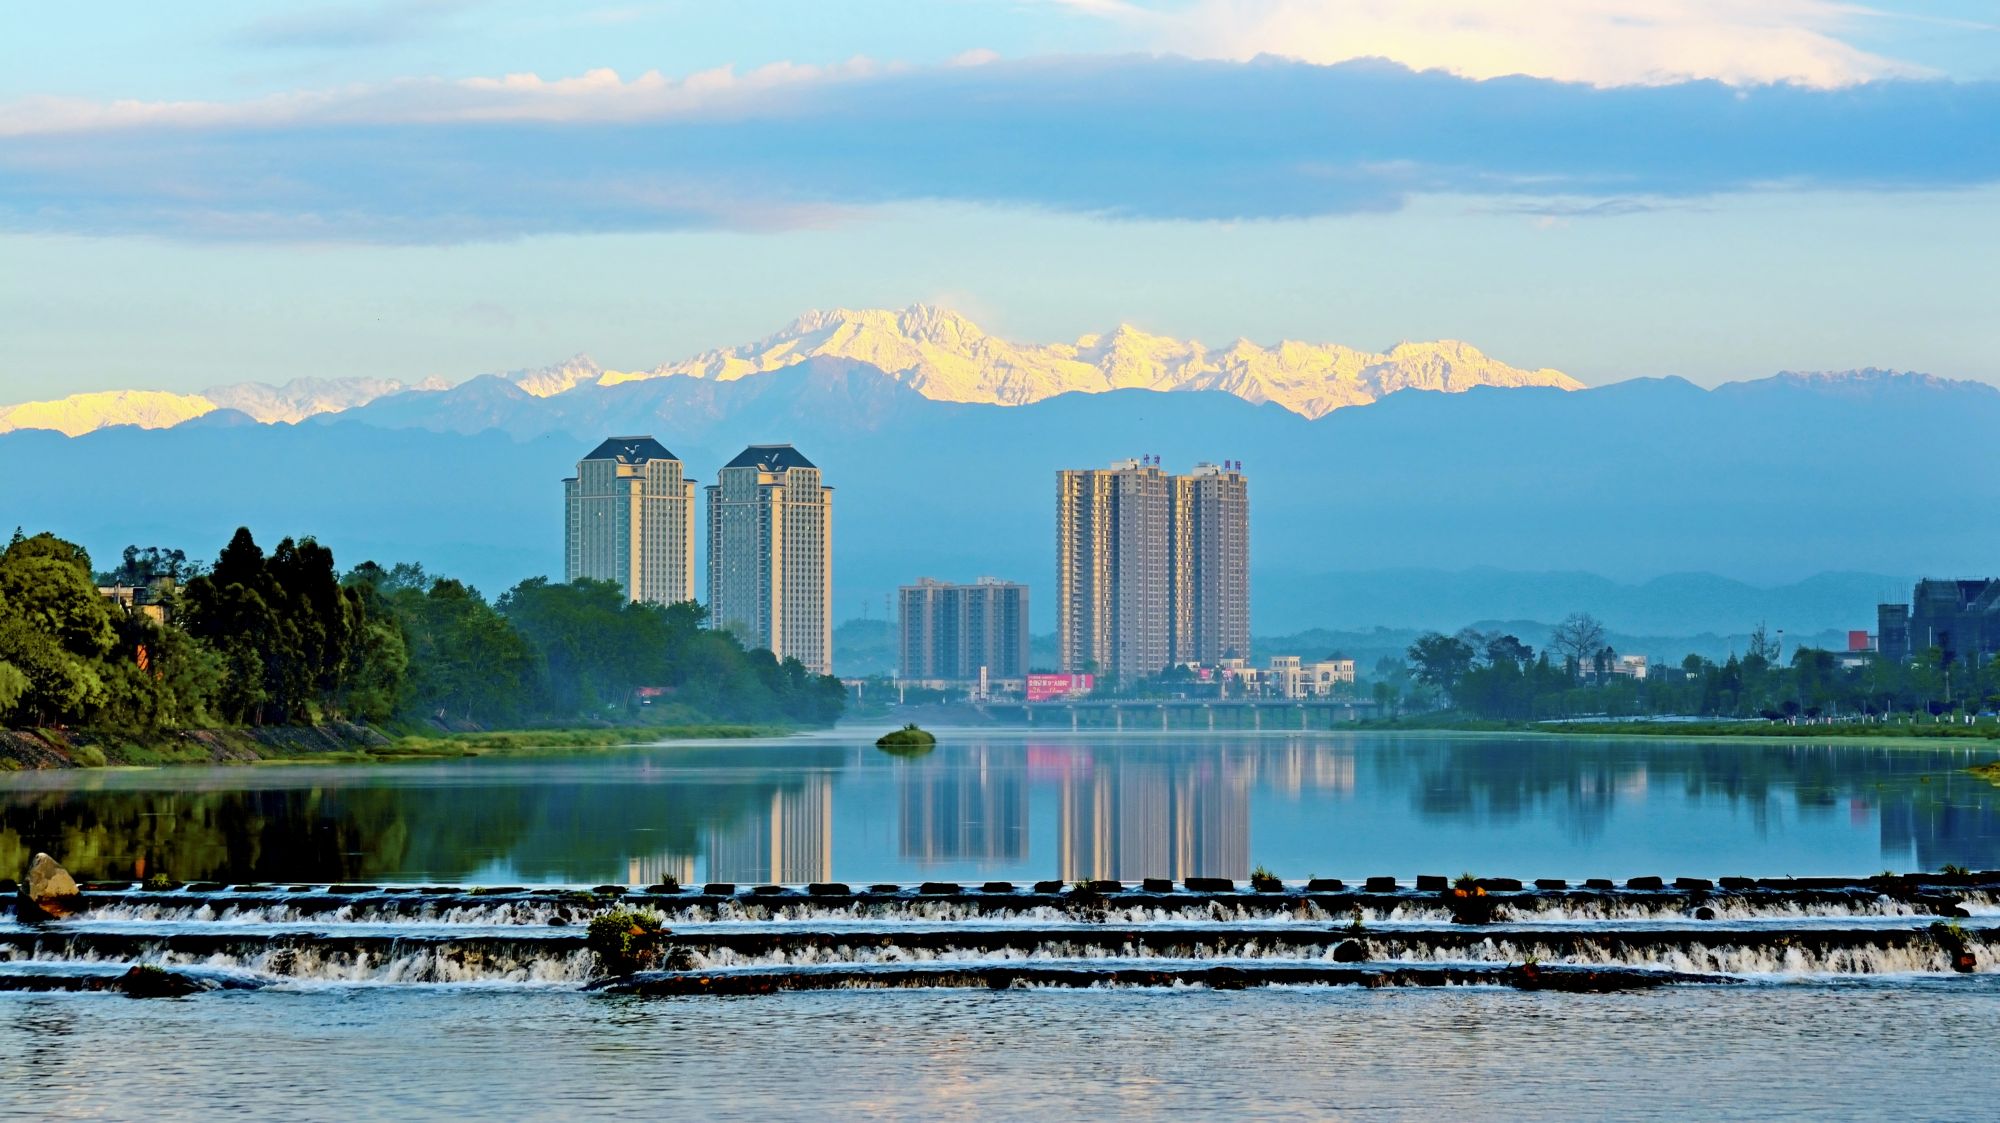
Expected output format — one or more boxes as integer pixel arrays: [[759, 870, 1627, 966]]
[[1415, 875, 1448, 891], [1535, 879, 1568, 890], [918, 882, 961, 895], [981, 881, 1015, 893], [1332, 939, 1367, 963], [702, 883, 735, 895], [1675, 877, 1714, 891], [1626, 876, 1665, 891], [1087, 879, 1121, 894], [1305, 878, 1345, 891], [1478, 878, 1524, 892], [869, 883, 902, 894], [117, 965, 206, 998], [19, 853, 82, 921], [1364, 876, 1399, 892], [808, 882, 851, 896], [1694, 906, 1717, 920], [1585, 878, 1615, 890], [1140, 878, 1173, 893], [1184, 877, 1234, 892], [1032, 880, 1065, 893]]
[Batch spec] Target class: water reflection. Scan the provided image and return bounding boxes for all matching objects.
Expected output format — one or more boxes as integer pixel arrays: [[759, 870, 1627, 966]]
[[1051, 747, 1250, 881], [898, 747, 1026, 864], [2, 733, 1998, 883]]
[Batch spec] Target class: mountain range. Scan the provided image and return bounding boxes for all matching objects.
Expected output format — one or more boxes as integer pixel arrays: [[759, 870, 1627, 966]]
[[3, 326, 1994, 645], [0, 305, 1579, 436]]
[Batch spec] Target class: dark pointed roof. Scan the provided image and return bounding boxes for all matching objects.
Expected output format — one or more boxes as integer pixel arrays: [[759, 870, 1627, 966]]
[[582, 435, 679, 465], [723, 443, 818, 472]]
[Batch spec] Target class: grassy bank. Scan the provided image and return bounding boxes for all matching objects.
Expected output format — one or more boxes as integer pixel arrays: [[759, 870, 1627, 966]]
[[1349, 714, 2000, 743], [0, 721, 795, 771]]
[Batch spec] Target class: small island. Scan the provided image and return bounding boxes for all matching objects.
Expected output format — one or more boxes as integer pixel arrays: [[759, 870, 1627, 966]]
[[875, 724, 938, 754]]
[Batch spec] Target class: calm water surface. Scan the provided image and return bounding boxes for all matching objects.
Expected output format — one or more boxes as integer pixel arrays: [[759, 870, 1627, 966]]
[[4, 727, 1997, 884], [5, 728, 1999, 1121]]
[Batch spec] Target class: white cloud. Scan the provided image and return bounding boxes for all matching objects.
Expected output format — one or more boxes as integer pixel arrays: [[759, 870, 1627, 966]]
[[0, 60, 885, 137], [1050, 0, 1930, 87]]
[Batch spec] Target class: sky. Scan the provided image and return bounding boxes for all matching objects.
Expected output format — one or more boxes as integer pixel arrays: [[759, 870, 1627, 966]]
[[2, 0, 1998, 402]]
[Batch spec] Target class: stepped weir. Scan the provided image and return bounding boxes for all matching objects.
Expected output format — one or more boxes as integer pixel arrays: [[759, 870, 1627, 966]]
[[4, 873, 1994, 996]]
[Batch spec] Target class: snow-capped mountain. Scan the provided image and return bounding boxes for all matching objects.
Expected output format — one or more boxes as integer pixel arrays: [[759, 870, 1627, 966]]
[[641, 305, 1583, 416], [0, 305, 1576, 434], [0, 390, 217, 437], [0, 377, 438, 435]]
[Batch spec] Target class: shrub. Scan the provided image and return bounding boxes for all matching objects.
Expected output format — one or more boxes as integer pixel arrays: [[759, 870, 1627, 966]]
[[586, 908, 670, 976]]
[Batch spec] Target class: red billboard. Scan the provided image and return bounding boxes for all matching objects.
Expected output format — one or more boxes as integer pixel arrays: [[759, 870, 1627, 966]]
[[1026, 673, 1095, 702], [1847, 630, 1872, 652]]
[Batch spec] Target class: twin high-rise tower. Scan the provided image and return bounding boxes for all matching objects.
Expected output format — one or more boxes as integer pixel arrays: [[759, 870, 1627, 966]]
[[1058, 458, 1248, 679], [563, 437, 832, 674]]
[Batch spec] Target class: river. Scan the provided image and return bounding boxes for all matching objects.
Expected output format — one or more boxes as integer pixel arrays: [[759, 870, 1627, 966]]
[[3, 728, 1998, 1120]]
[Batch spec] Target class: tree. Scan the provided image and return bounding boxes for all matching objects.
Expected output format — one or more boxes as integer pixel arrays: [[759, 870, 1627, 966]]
[[1548, 612, 1607, 673], [0, 532, 118, 725], [1406, 632, 1477, 703], [1484, 634, 1534, 668]]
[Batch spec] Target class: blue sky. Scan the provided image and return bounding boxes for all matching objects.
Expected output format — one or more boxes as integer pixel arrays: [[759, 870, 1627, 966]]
[[3, 0, 1997, 400]]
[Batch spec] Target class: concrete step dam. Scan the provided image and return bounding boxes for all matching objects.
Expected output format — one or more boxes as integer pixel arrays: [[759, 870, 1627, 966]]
[[5, 875, 1995, 995]]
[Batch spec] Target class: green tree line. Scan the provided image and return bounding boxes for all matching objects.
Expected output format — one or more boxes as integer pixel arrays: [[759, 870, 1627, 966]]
[[0, 527, 845, 732], [1400, 614, 2000, 722]]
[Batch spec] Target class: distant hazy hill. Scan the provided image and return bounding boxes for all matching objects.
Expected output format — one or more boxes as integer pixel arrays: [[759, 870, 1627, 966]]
[[3, 361, 1992, 640], [0, 305, 1575, 435]]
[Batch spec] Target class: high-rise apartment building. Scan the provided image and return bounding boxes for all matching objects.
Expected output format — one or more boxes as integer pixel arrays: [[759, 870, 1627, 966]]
[[1058, 457, 1249, 678], [563, 435, 696, 605], [899, 577, 1030, 685], [706, 444, 833, 674], [1171, 462, 1250, 664], [1058, 458, 1172, 679]]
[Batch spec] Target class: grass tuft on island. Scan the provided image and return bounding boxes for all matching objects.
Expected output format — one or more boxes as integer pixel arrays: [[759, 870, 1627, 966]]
[[875, 724, 938, 755]]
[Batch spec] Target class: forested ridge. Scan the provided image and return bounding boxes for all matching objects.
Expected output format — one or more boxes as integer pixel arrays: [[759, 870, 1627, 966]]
[[0, 527, 844, 735]]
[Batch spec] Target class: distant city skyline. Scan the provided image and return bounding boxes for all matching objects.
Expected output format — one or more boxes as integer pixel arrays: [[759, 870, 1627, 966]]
[[3, 3, 1998, 402]]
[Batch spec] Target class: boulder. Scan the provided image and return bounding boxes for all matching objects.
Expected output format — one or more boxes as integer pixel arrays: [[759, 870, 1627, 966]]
[[1184, 877, 1234, 893], [1305, 878, 1345, 892], [1332, 939, 1367, 963], [981, 881, 1016, 894], [18, 853, 82, 921], [1534, 879, 1568, 890], [117, 965, 207, 998], [1364, 876, 1399, 892], [1140, 878, 1174, 894]]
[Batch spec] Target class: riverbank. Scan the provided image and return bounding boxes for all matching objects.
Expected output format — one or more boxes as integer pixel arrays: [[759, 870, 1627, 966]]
[[0, 722, 795, 771], [1350, 715, 2000, 743]]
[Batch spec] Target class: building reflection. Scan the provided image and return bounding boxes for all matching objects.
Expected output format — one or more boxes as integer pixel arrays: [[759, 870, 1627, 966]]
[[1259, 738, 1356, 796], [1057, 747, 1250, 881], [626, 852, 697, 887], [705, 775, 834, 884], [898, 746, 1028, 864]]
